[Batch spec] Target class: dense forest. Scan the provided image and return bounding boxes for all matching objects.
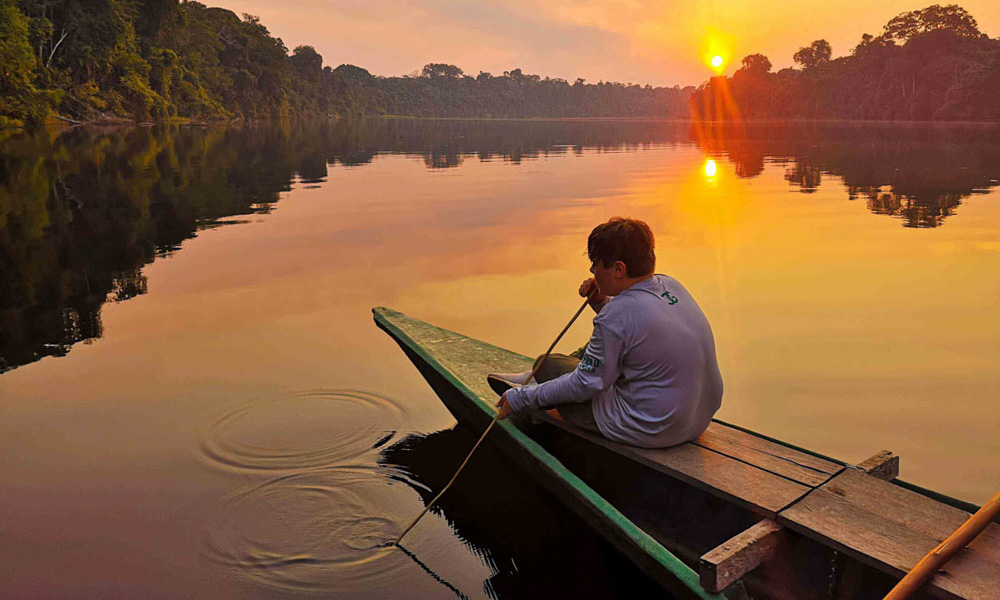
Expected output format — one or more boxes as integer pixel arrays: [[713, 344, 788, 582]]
[[691, 5, 1000, 121], [0, 0, 691, 128], [1, 2, 998, 128]]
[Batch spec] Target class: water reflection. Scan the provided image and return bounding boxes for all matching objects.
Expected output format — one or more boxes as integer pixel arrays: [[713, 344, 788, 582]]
[[1, 119, 998, 373], [703, 158, 718, 179], [694, 121, 1000, 228], [380, 426, 664, 599]]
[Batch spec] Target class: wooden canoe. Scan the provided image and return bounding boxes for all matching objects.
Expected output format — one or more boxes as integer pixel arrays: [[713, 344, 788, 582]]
[[373, 307, 1000, 600]]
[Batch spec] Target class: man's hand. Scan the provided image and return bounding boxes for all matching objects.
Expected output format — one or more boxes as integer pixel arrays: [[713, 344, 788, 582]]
[[579, 277, 608, 306], [496, 392, 515, 420]]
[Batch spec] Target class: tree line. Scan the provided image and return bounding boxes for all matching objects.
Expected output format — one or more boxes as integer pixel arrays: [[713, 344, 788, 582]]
[[0, 0, 359, 127], [691, 4, 1000, 121], [0, 0, 692, 128], [1, 2, 997, 129]]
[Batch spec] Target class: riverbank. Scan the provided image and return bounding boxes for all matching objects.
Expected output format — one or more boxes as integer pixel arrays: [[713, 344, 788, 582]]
[[9, 114, 999, 133]]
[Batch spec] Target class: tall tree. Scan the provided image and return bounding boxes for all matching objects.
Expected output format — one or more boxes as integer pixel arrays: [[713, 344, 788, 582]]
[[793, 40, 833, 69], [883, 4, 981, 42], [737, 54, 772, 77], [421, 63, 463, 79], [289, 45, 322, 79]]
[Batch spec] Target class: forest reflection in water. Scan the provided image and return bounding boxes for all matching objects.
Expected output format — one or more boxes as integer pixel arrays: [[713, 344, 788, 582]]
[[2, 118, 999, 374], [379, 426, 665, 599]]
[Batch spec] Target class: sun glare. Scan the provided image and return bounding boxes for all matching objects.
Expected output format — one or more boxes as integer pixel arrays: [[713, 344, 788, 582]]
[[704, 159, 718, 178], [702, 28, 733, 75]]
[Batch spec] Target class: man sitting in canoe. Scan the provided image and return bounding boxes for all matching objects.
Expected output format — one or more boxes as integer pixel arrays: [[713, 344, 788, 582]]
[[491, 217, 723, 448]]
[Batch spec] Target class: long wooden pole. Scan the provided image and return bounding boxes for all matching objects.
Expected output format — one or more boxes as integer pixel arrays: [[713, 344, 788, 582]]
[[394, 297, 592, 546], [882, 488, 1000, 600]]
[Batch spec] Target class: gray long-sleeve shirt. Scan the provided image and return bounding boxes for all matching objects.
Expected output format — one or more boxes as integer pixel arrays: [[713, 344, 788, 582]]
[[505, 274, 723, 448]]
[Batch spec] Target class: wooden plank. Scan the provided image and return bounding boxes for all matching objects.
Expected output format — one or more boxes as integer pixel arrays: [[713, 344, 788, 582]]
[[694, 423, 840, 487], [537, 414, 811, 519], [699, 519, 785, 593], [857, 450, 899, 481], [701, 422, 842, 476], [779, 469, 1000, 600]]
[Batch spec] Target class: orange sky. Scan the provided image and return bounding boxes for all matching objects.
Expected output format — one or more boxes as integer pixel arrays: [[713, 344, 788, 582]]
[[223, 0, 1000, 86]]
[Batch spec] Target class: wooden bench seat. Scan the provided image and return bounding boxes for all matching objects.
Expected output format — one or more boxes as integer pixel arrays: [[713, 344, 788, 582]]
[[693, 421, 842, 487], [779, 469, 1000, 600], [536, 414, 822, 518]]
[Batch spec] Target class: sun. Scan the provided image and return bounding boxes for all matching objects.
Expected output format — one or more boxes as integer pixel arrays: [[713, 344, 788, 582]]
[[702, 27, 734, 74]]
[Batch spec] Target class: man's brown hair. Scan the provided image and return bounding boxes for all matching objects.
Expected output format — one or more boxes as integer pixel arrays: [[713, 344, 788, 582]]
[[587, 217, 656, 277]]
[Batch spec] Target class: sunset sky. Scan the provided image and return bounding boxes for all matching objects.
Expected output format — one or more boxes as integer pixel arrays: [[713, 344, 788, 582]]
[[224, 0, 1000, 87]]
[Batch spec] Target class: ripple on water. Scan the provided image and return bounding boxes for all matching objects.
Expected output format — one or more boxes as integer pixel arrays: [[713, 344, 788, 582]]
[[200, 389, 407, 473], [201, 468, 411, 594]]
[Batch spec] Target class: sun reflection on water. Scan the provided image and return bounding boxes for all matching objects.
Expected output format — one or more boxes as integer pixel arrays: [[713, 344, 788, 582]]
[[704, 158, 718, 179]]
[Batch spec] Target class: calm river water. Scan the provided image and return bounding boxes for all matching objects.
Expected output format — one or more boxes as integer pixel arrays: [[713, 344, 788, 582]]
[[1, 119, 998, 598]]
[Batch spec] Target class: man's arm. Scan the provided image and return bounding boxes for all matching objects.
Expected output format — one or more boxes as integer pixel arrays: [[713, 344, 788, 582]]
[[503, 322, 624, 413]]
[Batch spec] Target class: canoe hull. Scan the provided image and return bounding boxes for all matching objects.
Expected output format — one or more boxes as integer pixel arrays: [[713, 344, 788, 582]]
[[374, 307, 719, 599], [374, 308, 960, 600]]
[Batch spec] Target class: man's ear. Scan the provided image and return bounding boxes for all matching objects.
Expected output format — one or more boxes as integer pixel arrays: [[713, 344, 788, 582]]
[[613, 261, 628, 278]]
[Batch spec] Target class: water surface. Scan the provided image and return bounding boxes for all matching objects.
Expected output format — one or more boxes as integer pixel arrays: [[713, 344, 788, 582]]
[[1, 119, 998, 598]]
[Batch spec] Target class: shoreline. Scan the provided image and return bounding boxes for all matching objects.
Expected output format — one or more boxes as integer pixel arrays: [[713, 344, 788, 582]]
[[6, 114, 1000, 134]]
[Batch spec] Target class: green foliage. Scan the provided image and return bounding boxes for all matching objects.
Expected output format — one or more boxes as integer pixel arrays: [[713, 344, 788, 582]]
[[366, 63, 691, 118], [289, 45, 322, 79], [0, 0, 48, 125], [0, 0, 33, 89], [0, 0, 696, 124], [333, 64, 374, 80], [2, 0, 307, 124]]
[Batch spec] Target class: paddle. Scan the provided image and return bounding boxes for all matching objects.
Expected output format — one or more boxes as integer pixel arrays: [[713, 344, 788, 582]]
[[882, 487, 1000, 600], [394, 296, 592, 546]]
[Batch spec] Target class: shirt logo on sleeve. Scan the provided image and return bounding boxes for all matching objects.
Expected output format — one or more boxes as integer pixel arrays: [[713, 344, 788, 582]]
[[661, 290, 679, 305], [579, 354, 602, 373]]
